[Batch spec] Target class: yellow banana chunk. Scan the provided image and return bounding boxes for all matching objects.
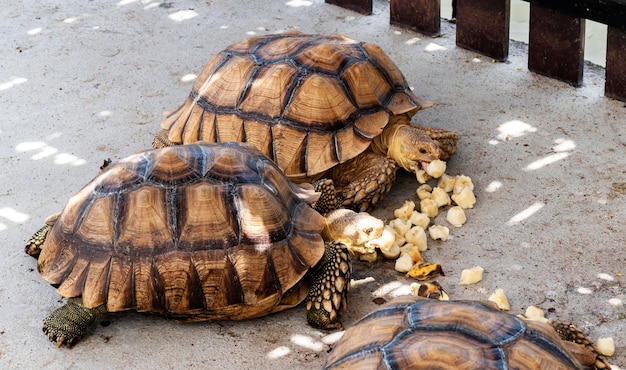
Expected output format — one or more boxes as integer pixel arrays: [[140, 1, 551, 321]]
[[420, 198, 439, 218], [437, 174, 456, 192], [488, 288, 510, 311], [459, 266, 484, 285], [596, 337, 615, 357], [446, 206, 466, 227], [428, 225, 449, 241], [426, 159, 446, 178], [393, 200, 415, 220], [406, 262, 445, 281], [416, 184, 433, 200]]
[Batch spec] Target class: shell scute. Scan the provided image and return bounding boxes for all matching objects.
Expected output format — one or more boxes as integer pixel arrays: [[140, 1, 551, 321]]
[[293, 40, 363, 75]]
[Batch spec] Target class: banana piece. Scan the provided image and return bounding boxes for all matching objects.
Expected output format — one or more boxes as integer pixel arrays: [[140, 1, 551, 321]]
[[426, 159, 446, 178], [431, 187, 451, 207], [409, 211, 430, 229], [416, 184, 433, 200], [596, 337, 615, 357], [488, 288, 510, 310], [447, 206, 467, 227], [395, 253, 414, 273], [420, 198, 439, 218], [393, 200, 415, 220], [451, 187, 476, 209], [459, 266, 484, 285], [437, 174, 456, 192], [405, 226, 427, 251], [428, 225, 449, 241]]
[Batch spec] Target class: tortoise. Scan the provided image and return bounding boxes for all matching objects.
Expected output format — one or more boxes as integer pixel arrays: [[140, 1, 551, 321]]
[[152, 31, 460, 211], [24, 142, 385, 347], [323, 295, 611, 369]]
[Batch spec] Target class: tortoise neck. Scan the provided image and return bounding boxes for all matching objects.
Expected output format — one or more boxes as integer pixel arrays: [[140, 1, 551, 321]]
[[371, 113, 410, 157]]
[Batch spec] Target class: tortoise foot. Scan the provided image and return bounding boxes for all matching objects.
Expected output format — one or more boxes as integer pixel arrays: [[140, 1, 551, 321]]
[[305, 242, 351, 329], [43, 298, 106, 348]]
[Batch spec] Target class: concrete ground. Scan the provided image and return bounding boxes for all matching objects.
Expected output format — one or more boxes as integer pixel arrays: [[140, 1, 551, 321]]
[[1, 0, 624, 368]]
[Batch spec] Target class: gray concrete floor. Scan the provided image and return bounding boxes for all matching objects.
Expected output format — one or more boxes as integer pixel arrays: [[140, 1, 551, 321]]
[[1, 0, 624, 368]]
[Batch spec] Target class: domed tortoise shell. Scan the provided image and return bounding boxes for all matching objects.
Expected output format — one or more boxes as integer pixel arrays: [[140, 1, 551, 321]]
[[36, 142, 326, 320], [159, 31, 431, 180], [324, 295, 592, 369]]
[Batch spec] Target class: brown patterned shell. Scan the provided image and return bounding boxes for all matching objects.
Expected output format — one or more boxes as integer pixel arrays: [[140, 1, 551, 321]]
[[36, 142, 326, 320], [160, 31, 431, 180], [324, 296, 588, 370]]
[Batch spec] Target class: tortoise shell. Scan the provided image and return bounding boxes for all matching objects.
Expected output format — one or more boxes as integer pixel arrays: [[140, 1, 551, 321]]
[[324, 295, 589, 369], [159, 31, 431, 180], [36, 142, 326, 320]]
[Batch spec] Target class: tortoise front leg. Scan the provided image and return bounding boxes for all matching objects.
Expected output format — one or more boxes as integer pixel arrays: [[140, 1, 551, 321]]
[[551, 320, 612, 369], [327, 152, 397, 212], [43, 298, 107, 347], [305, 242, 351, 330], [25, 224, 51, 258]]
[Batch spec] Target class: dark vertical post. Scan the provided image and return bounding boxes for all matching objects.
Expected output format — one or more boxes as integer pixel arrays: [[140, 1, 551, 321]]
[[325, 0, 372, 15], [605, 26, 626, 102], [390, 0, 441, 36], [528, 3, 585, 87], [456, 0, 510, 61]]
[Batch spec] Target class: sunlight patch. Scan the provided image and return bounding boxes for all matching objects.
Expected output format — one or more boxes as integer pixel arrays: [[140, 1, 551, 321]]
[[524, 152, 570, 171], [608, 298, 623, 306], [577, 286, 593, 295], [267, 346, 291, 359], [405, 37, 421, 45], [28, 28, 43, 35], [321, 330, 344, 345], [97, 110, 112, 118], [485, 181, 502, 193], [496, 120, 537, 141], [0, 222, 6, 231], [424, 42, 446, 52], [169, 10, 198, 22], [0, 77, 28, 91], [290, 334, 324, 351], [16, 141, 46, 152], [31, 146, 59, 160], [553, 138, 576, 152], [372, 281, 412, 297], [506, 202, 544, 225], [286, 0, 313, 7], [54, 153, 81, 165], [117, 0, 139, 6], [597, 273, 615, 282], [0, 207, 30, 223], [181, 74, 197, 82]]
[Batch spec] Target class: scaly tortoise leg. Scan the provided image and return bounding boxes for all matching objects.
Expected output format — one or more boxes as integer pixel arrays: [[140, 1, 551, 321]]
[[43, 297, 107, 348], [327, 152, 398, 212], [311, 178, 338, 214], [551, 320, 612, 370], [305, 242, 351, 330], [152, 129, 180, 148], [25, 224, 52, 258]]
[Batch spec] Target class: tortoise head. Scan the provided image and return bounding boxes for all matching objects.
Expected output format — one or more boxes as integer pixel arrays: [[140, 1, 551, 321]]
[[387, 124, 442, 173]]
